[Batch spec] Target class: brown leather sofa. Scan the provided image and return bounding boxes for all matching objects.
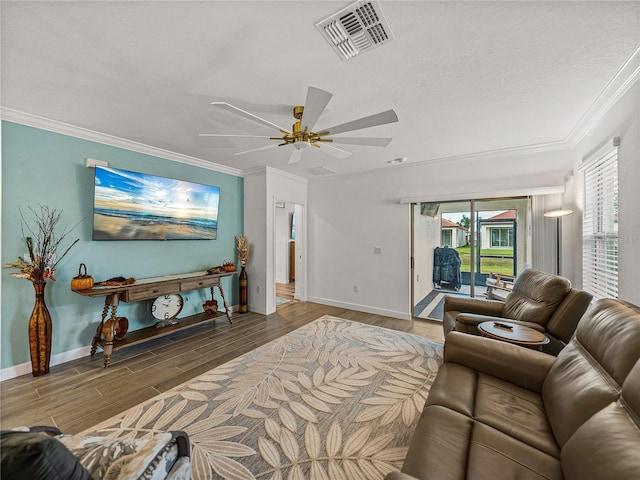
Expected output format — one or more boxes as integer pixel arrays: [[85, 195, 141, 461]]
[[386, 298, 640, 480], [443, 269, 593, 354]]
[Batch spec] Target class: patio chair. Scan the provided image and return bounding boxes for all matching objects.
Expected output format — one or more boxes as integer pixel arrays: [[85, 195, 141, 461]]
[[485, 264, 531, 300]]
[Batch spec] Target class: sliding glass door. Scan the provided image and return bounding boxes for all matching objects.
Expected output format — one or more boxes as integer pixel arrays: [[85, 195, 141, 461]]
[[412, 197, 531, 320]]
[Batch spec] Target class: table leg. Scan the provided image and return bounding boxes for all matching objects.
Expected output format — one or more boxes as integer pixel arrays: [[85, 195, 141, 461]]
[[217, 284, 232, 323], [102, 295, 120, 368], [91, 297, 112, 357]]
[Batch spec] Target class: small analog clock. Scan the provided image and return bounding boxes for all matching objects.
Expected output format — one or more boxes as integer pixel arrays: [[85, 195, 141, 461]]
[[151, 294, 183, 320]]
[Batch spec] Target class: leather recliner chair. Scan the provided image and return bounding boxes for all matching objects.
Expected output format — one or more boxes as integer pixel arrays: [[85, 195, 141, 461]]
[[443, 269, 592, 355], [388, 298, 640, 480]]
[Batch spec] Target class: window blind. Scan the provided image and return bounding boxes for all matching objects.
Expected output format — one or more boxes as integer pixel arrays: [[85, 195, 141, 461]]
[[581, 141, 618, 299]]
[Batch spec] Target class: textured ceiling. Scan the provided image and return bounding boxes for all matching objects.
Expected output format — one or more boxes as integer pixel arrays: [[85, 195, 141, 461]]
[[2, 1, 639, 178]]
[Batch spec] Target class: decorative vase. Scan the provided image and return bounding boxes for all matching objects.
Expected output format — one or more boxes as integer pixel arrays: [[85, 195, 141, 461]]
[[29, 281, 52, 376], [239, 266, 248, 313]]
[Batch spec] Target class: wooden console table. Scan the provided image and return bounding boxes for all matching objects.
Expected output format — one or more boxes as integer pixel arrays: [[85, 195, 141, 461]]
[[74, 271, 234, 367]]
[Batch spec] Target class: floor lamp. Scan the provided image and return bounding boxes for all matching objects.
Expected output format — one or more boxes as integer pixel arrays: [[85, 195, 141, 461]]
[[543, 209, 574, 275]]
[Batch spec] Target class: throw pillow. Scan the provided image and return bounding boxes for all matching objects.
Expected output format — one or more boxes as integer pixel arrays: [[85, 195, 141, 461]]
[[0, 430, 90, 480]]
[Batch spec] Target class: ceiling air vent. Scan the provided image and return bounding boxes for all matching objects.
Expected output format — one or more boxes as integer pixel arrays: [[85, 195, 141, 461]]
[[316, 0, 394, 61]]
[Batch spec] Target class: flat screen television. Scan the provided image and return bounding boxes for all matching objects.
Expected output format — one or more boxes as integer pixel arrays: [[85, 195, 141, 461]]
[[93, 166, 220, 241]]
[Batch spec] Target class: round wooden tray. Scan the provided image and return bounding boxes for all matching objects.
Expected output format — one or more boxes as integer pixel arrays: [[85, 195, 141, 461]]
[[478, 321, 549, 347]]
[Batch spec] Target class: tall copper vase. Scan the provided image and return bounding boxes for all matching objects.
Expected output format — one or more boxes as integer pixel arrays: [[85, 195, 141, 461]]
[[29, 281, 52, 376], [239, 266, 248, 313]]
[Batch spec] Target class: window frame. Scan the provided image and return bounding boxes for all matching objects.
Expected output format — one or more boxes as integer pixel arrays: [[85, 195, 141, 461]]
[[581, 139, 619, 299]]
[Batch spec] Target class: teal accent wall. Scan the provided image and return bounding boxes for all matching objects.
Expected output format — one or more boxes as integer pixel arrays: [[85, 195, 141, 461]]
[[1, 121, 243, 370]]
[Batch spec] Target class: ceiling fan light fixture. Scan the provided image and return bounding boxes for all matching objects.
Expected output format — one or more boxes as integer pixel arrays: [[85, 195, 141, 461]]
[[202, 85, 398, 163], [293, 141, 312, 150]]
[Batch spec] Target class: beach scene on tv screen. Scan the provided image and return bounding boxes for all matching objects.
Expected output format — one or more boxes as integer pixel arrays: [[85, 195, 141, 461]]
[[93, 166, 219, 240]]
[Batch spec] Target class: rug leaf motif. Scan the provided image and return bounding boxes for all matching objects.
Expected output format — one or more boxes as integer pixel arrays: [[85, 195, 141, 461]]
[[81, 316, 442, 480]]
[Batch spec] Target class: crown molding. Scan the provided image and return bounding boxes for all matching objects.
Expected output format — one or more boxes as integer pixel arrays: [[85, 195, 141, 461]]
[[3, 44, 637, 182], [567, 44, 640, 145], [265, 166, 308, 184], [243, 166, 308, 184], [310, 46, 640, 186], [0, 107, 244, 178], [310, 138, 572, 185]]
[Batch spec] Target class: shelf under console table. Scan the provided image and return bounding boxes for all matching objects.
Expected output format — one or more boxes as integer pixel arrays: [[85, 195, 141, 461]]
[[74, 270, 235, 367]]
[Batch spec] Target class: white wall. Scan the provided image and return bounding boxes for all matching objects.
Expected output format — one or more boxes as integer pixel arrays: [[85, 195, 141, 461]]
[[570, 80, 640, 305], [244, 169, 268, 314], [245, 167, 308, 315], [308, 148, 573, 319]]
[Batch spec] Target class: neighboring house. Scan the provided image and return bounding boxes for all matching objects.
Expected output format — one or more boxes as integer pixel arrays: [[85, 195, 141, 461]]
[[479, 210, 516, 250], [440, 218, 467, 248]]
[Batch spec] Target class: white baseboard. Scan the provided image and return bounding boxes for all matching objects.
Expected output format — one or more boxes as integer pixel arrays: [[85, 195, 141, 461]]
[[0, 301, 407, 380], [1, 345, 92, 381], [307, 296, 411, 321], [1, 305, 242, 382], [248, 304, 269, 315]]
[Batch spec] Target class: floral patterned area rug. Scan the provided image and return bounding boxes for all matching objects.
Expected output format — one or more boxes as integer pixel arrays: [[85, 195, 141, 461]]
[[82, 316, 443, 480]]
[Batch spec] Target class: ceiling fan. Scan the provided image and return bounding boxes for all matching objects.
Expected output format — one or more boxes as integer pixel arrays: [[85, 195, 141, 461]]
[[199, 86, 398, 164]]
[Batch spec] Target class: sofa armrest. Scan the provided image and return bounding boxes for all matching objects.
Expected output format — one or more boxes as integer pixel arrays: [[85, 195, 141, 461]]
[[456, 313, 546, 332], [443, 332, 555, 392], [444, 295, 505, 316]]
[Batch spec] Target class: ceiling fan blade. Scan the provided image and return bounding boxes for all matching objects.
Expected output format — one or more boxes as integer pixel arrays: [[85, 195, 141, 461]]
[[321, 109, 398, 136], [318, 143, 352, 159], [288, 148, 303, 164], [211, 102, 290, 133], [235, 143, 280, 156], [198, 134, 273, 138], [327, 137, 392, 147], [301, 86, 333, 131]]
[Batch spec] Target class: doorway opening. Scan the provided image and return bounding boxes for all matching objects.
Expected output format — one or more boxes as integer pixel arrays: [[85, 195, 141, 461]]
[[412, 197, 531, 320], [275, 201, 301, 308]]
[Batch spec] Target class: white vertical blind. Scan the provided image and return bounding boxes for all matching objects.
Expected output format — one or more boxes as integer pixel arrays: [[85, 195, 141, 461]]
[[581, 142, 618, 299]]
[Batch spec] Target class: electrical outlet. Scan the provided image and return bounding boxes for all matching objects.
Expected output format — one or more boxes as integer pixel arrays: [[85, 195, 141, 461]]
[[256, 286, 261, 294], [353, 285, 358, 292], [373, 246, 383, 255]]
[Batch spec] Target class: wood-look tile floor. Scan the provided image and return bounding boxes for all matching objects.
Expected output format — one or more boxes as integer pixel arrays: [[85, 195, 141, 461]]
[[0, 301, 444, 434], [276, 282, 296, 300]]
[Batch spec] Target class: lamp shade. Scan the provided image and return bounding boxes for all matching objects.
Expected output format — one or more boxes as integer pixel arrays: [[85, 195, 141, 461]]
[[544, 209, 573, 218]]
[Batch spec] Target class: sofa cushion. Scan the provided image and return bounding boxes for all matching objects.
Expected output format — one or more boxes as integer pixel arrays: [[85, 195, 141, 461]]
[[561, 360, 640, 480], [502, 269, 571, 325], [402, 405, 563, 480], [0, 431, 91, 480], [401, 405, 473, 480], [545, 289, 593, 344], [467, 422, 563, 480], [425, 363, 477, 417], [475, 374, 558, 458], [542, 299, 640, 447], [427, 363, 559, 458]]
